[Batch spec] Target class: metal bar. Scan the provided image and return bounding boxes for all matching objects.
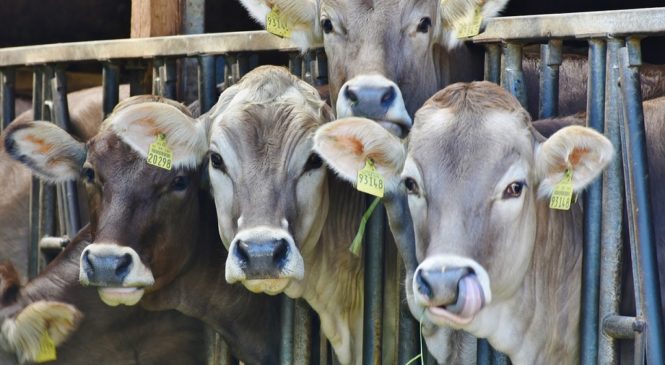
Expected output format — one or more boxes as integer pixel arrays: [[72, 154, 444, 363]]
[[102, 62, 120, 118], [39, 67, 56, 265], [580, 38, 606, 365], [152, 59, 163, 96], [483, 44, 501, 84], [160, 59, 178, 100], [362, 199, 385, 365], [1, 68, 15, 131], [603, 315, 644, 340], [51, 66, 81, 236], [293, 300, 312, 365], [288, 53, 302, 78], [126, 61, 148, 96], [618, 37, 665, 365], [500, 42, 527, 108], [538, 39, 562, 119], [598, 37, 625, 365], [472, 7, 665, 43], [280, 295, 295, 365], [0, 31, 317, 67], [477, 339, 491, 364], [28, 69, 43, 278], [198, 55, 217, 114]]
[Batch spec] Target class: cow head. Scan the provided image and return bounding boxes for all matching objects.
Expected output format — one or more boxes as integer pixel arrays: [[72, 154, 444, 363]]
[[3, 96, 208, 307], [238, 0, 509, 136], [314, 81, 612, 359], [206, 66, 333, 295]]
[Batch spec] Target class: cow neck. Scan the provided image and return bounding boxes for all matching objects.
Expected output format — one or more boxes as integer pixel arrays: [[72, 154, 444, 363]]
[[141, 190, 281, 365], [297, 175, 366, 364], [480, 199, 583, 365]]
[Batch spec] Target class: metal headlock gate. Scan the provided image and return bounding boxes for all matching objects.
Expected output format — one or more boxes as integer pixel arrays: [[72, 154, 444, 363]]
[[0, 6, 664, 365]]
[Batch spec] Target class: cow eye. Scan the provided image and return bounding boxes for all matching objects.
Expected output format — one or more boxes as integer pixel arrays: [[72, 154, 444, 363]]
[[209, 152, 227, 173], [304, 153, 323, 172], [503, 181, 526, 199], [404, 177, 419, 195], [81, 167, 95, 183], [321, 18, 334, 34], [417, 17, 432, 33], [171, 176, 190, 191]]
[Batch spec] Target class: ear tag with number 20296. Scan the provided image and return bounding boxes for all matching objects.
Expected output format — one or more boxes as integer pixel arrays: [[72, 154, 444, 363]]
[[549, 168, 573, 210], [356, 159, 384, 198], [147, 133, 173, 171]]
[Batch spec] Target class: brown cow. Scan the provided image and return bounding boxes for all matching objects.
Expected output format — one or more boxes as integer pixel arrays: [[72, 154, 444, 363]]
[[3, 95, 282, 364], [314, 81, 616, 363]]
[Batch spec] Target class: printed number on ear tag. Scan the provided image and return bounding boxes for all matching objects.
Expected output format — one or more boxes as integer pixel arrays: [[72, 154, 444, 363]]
[[549, 169, 573, 210], [356, 159, 384, 198], [455, 6, 483, 39], [35, 331, 56, 363], [266, 7, 291, 38], [147, 133, 173, 171]]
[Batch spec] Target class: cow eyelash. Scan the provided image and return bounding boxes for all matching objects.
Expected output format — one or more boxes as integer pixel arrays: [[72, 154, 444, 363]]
[[209, 152, 227, 174], [417, 17, 432, 33], [503, 181, 527, 199], [404, 177, 419, 195]]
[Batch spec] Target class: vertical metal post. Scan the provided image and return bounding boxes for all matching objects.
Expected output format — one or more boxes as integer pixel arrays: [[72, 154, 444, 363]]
[[294, 300, 312, 364], [618, 37, 665, 365], [28, 69, 43, 278], [103, 62, 120, 118], [483, 44, 501, 84], [182, 0, 205, 104], [152, 58, 163, 96], [126, 61, 148, 96], [198, 55, 217, 114], [223, 55, 237, 88], [288, 53, 302, 79], [501, 42, 527, 108], [538, 39, 562, 119], [314, 49, 328, 86], [598, 37, 625, 365], [160, 59, 178, 100], [280, 295, 295, 365], [51, 66, 81, 236], [1, 68, 16, 131], [476, 339, 491, 364], [580, 38, 606, 365], [39, 67, 57, 262], [362, 198, 385, 365]]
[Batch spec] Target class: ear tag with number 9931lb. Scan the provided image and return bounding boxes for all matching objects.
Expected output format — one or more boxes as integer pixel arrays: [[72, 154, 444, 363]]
[[356, 159, 384, 198], [549, 168, 573, 210], [147, 133, 173, 171]]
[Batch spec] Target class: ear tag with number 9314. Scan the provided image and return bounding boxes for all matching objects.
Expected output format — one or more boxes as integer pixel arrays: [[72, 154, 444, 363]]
[[549, 168, 573, 210], [147, 133, 173, 171], [356, 159, 384, 198]]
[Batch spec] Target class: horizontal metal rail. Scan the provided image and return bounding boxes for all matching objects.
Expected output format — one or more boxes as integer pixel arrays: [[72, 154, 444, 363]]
[[473, 7, 665, 42], [0, 31, 318, 67]]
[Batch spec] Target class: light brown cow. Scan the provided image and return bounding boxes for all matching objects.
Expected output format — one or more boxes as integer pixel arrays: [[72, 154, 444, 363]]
[[314, 81, 614, 364]]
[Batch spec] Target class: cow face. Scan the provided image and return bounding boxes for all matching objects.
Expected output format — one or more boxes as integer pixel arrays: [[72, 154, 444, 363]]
[[207, 66, 333, 295], [237, 0, 509, 136], [314, 81, 612, 340], [3, 96, 208, 307]]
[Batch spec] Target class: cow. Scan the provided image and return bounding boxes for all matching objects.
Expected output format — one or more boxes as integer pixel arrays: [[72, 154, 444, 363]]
[[1, 85, 130, 277], [2, 95, 282, 364], [313, 81, 620, 363]]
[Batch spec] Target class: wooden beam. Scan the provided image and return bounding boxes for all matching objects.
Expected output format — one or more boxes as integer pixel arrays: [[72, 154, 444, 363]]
[[131, 0, 182, 38]]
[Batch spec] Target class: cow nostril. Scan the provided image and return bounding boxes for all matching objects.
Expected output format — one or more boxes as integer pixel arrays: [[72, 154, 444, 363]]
[[82, 251, 94, 275], [236, 241, 250, 265], [115, 253, 132, 279], [381, 86, 395, 106], [415, 270, 433, 299], [272, 239, 289, 266], [345, 86, 358, 104]]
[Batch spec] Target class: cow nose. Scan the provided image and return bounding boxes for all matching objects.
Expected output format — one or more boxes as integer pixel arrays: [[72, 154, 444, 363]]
[[343, 83, 396, 119], [416, 267, 471, 306], [234, 239, 289, 279], [81, 251, 133, 286]]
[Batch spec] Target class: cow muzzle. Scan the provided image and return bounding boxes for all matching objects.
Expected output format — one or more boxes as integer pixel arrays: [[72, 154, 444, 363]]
[[225, 227, 304, 294], [413, 255, 491, 327], [79, 243, 155, 306], [336, 75, 412, 138]]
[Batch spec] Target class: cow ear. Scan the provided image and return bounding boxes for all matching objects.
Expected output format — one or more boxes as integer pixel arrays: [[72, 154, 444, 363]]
[[437, 0, 509, 49], [237, 0, 321, 50], [535, 125, 613, 197], [0, 301, 82, 363], [3, 121, 86, 183], [314, 117, 405, 190]]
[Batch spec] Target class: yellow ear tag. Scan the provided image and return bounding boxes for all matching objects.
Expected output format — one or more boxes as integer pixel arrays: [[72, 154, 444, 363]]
[[147, 133, 173, 171], [356, 159, 384, 198], [35, 331, 56, 363], [266, 7, 292, 38], [455, 6, 483, 39], [549, 168, 574, 210]]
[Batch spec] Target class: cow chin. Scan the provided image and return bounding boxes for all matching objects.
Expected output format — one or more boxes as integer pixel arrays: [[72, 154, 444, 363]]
[[97, 287, 145, 306], [242, 278, 291, 295]]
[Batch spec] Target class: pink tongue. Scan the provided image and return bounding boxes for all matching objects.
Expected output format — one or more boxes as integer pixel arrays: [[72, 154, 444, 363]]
[[458, 274, 484, 319]]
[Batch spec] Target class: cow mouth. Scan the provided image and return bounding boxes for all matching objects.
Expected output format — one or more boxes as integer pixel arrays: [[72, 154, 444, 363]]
[[426, 273, 485, 325], [377, 120, 409, 138], [98, 287, 145, 307], [243, 278, 291, 295]]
